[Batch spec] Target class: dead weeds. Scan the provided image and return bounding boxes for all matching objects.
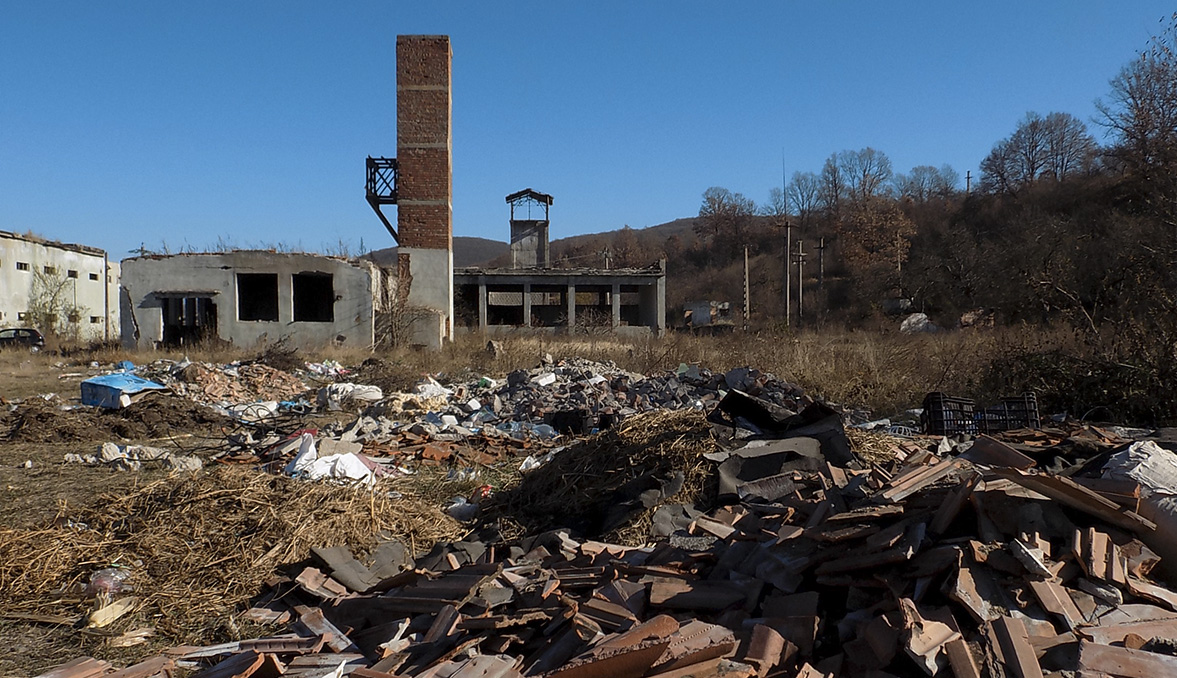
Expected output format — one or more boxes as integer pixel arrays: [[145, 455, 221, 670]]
[[0, 466, 466, 646]]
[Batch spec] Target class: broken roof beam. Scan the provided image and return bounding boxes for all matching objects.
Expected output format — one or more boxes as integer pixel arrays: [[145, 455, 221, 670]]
[[989, 467, 1156, 535]]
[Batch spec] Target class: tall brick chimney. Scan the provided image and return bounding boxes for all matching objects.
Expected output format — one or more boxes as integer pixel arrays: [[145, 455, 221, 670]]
[[395, 35, 453, 347]]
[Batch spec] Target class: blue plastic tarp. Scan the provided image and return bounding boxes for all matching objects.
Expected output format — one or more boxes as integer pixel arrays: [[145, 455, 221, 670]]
[[81, 373, 167, 409]]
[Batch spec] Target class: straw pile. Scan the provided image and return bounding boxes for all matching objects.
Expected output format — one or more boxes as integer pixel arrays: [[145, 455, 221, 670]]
[[0, 466, 465, 643], [485, 408, 718, 545], [846, 426, 903, 465]]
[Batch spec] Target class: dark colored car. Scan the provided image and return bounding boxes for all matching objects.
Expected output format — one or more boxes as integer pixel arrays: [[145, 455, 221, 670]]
[[0, 328, 46, 350]]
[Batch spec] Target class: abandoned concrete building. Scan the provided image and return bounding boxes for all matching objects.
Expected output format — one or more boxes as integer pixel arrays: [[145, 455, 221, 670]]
[[453, 189, 667, 337], [119, 252, 386, 350], [0, 230, 119, 341], [118, 35, 663, 351]]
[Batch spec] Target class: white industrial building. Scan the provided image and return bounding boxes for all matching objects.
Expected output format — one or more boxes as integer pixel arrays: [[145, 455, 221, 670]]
[[0, 230, 119, 342]]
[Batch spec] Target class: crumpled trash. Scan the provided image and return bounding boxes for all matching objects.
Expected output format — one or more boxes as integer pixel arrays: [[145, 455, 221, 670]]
[[86, 567, 133, 598], [444, 496, 479, 522], [305, 359, 349, 377], [416, 376, 453, 399], [285, 433, 376, 484], [317, 383, 384, 410]]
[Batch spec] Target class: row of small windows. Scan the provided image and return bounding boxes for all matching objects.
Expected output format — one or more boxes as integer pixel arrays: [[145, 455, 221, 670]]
[[0, 311, 102, 323], [3, 261, 101, 280]]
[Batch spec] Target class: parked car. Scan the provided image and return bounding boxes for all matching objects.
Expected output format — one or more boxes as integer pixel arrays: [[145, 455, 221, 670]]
[[0, 327, 46, 350]]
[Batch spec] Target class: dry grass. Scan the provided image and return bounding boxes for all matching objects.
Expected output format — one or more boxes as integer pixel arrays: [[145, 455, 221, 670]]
[[388, 328, 1010, 415], [0, 466, 465, 644]]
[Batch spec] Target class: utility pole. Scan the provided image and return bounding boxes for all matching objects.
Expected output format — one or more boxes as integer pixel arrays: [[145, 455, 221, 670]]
[[966, 170, 971, 194], [781, 219, 793, 326], [743, 246, 751, 332], [795, 240, 807, 325], [817, 237, 825, 290]]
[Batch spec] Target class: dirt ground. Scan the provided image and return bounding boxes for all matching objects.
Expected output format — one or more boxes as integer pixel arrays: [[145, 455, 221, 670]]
[[0, 349, 346, 674]]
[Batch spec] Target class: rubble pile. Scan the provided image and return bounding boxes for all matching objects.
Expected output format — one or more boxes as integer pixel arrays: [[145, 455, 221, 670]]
[[144, 360, 310, 407], [21, 356, 1177, 677], [36, 425, 1177, 677]]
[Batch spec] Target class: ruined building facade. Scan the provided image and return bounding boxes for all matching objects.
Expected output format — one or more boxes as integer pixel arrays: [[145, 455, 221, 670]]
[[0, 230, 119, 341], [119, 252, 388, 350]]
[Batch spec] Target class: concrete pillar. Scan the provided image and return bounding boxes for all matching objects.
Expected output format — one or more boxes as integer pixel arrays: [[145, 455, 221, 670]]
[[396, 35, 453, 349], [639, 278, 666, 336], [478, 282, 487, 331], [611, 282, 621, 329], [566, 284, 576, 330], [522, 283, 532, 327]]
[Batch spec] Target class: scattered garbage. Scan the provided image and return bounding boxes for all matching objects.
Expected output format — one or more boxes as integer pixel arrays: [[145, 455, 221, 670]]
[[64, 442, 203, 472]]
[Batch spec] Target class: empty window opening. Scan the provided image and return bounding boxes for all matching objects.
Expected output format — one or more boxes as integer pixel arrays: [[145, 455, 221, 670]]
[[237, 273, 279, 321], [67, 269, 78, 279], [89, 272, 99, 281], [18, 312, 28, 321], [90, 316, 101, 324], [43, 265, 56, 274], [487, 288, 524, 325], [162, 296, 217, 346], [16, 262, 29, 271], [292, 273, 334, 322]]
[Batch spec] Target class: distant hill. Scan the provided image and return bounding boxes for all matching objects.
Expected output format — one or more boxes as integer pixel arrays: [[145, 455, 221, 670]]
[[365, 236, 509, 269], [549, 217, 697, 253]]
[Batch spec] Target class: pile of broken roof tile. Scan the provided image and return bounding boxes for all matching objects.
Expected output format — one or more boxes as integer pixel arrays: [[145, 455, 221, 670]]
[[38, 406, 1177, 678]]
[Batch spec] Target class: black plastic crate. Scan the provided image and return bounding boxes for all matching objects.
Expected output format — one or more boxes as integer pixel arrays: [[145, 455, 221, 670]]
[[976, 392, 1039, 434], [922, 392, 1039, 436], [922, 392, 978, 436]]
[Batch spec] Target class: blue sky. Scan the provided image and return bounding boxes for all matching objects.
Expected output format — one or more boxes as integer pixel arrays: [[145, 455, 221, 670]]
[[0, 2, 1170, 258]]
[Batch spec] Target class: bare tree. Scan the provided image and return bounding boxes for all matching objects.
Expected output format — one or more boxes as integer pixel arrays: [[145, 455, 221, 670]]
[[981, 112, 1097, 194], [26, 268, 82, 339], [819, 154, 845, 213], [785, 171, 821, 226], [1043, 112, 1097, 179], [764, 187, 789, 221], [895, 164, 960, 202], [839, 147, 894, 202], [694, 187, 756, 263], [1096, 15, 1177, 224]]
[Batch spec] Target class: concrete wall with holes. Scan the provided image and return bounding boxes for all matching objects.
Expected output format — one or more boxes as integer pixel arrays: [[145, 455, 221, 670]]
[[0, 231, 118, 341], [119, 252, 378, 350]]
